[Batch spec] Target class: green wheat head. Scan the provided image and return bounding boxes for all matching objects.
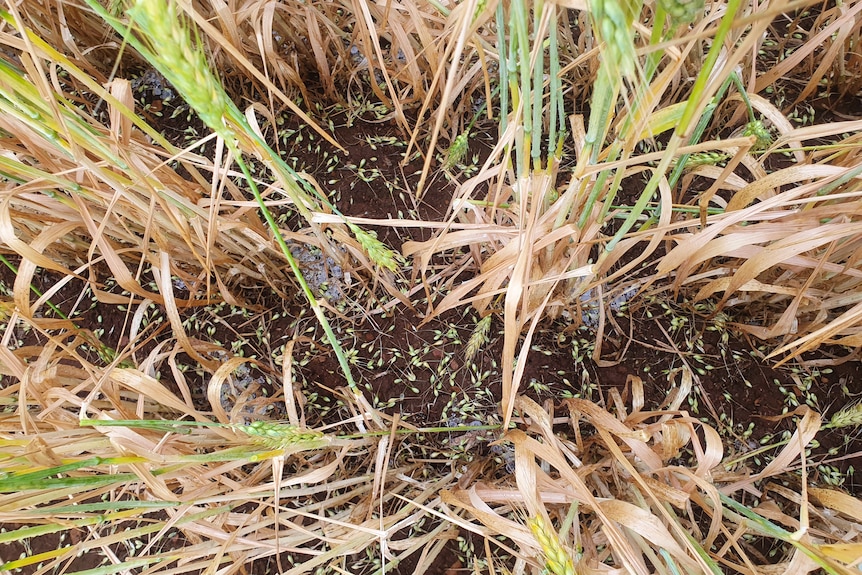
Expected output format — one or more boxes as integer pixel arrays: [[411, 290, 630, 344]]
[[743, 119, 773, 151], [590, 0, 641, 80], [673, 151, 729, 170], [349, 224, 401, 272], [465, 314, 492, 362], [529, 515, 576, 575], [126, 0, 234, 141], [826, 402, 862, 430], [444, 132, 470, 170], [659, 0, 704, 26], [233, 421, 330, 451]]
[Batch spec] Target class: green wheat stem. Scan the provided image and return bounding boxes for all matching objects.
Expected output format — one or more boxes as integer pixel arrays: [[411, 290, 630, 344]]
[[730, 70, 757, 123], [80, 418, 501, 439], [582, 56, 619, 167], [511, 0, 531, 171], [517, 0, 532, 163], [719, 494, 843, 575], [659, 501, 723, 575], [496, 1, 509, 136], [580, 0, 642, 168], [593, 140, 626, 224], [530, 0, 545, 167], [766, 143, 862, 154], [605, 0, 743, 253], [646, 2, 667, 77], [674, 0, 742, 131], [0, 457, 153, 492], [231, 154, 362, 396], [548, 4, 564, 167], [425, 0, 451, 16], [21, 501, 179, 515]]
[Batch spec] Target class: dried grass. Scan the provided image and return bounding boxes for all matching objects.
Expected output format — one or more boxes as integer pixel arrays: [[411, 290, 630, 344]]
[[446, 388, 862, 575], [0, 10, 297, 307], [406, 0, 862, 414], [1, 0, 862, 572], [0, 331, 462, 573], [27, 0, 453, 128], [0, 3, 431, 569]]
